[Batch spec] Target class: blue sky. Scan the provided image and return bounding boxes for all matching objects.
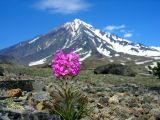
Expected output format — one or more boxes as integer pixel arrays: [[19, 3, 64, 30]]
[[0, 0, 160, 50]]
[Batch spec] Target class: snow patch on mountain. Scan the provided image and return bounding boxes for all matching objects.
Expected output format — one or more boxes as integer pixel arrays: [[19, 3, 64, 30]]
[[152, 56, 160, 60], [29, 56, 50, 66], [62, 39, 70, 49], [64, 19, 92, 31], [29, 37, 40, 44], [97, 44, 111, 57], [79, 50, 92, 61], [127, 58, 131, 60], [135, 60, 153, 65], [37, 45, 42, 52], [82, 41, 87, 45], [74, 48, 83, 53], [109, 59, 114, 62], [121, 63, 125, 65], [84, 30, 94, 37], [115, 54, 120, 57], [151, 46, 160, 51]]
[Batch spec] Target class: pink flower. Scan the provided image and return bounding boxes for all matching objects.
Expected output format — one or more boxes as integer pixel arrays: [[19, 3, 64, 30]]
[[52, 49, 81, 79]]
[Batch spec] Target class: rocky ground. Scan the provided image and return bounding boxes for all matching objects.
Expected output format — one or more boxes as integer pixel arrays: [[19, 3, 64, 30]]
[[0, 64, 160, 120], [0, 74, 160, 120], [83, 83, 160, 120]]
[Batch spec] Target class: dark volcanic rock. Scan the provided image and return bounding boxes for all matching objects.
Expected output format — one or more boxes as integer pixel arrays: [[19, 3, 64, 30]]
[[0, 107, 61, 120], [0, 67, 4, 76], [0, 80, 35, 91], [111, 83, 148, 94], [148, 86, 160, 93], [94, 64, 136, 77], [155, 114, 160, 120]]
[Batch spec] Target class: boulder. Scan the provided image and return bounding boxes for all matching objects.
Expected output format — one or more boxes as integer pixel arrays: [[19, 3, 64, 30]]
[[31, 91, 50, 101], [36, 101, 45, 111], [94, 64, 136, 77], [28, 91, 50, 107], [7, 88, 22, 97], [109, 95, 119, 104]]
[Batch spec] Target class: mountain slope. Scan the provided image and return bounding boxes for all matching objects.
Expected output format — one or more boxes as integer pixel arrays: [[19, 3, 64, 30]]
[[0, 19, 160, 66]]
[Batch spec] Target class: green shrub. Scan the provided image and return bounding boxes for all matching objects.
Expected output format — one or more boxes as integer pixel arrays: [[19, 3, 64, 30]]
[[45, 81, 91, 120], [0, 98, 24, 110], [148, 62, 160, 79]]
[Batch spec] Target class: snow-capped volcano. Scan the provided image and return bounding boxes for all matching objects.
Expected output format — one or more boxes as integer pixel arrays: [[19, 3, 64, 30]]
[[0, 19, 160, 66]]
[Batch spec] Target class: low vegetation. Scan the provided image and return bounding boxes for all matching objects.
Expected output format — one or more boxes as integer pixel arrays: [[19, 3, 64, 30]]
[[0, 64, 52, 77], [1, 62, 160, 87], [0, 98, 24, 110]]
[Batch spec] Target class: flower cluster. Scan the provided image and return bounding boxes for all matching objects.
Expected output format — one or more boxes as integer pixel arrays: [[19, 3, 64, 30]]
[[52, 50, 81, 78]]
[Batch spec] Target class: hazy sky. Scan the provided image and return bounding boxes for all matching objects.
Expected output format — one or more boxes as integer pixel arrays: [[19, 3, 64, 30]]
[[0, 0, 160, 49]]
